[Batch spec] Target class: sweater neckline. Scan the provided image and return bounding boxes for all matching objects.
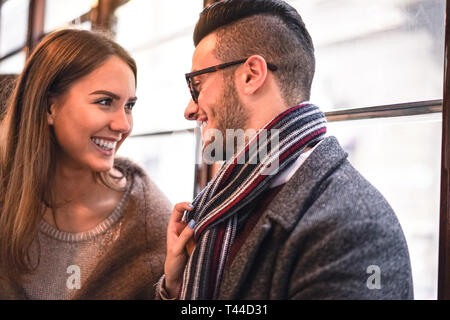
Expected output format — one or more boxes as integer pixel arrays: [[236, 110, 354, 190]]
[[39, 180, 131, 243]]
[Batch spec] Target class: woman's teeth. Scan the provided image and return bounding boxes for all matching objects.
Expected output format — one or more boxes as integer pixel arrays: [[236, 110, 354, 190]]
[[91, 138, 117, 151]]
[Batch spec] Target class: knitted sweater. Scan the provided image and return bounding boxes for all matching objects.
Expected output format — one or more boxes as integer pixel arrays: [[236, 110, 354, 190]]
[[0, 157, 172, 299]]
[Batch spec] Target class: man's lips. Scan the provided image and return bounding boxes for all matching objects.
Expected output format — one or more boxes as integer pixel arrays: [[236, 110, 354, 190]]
[[197, 116, 208, 127], [197, 117, 209, 140]]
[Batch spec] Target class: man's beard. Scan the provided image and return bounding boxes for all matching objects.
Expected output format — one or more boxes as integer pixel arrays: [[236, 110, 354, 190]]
[[211, 79, 250, 160]]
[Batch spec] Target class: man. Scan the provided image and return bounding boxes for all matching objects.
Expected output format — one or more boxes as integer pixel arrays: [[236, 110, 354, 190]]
[[159, 0, 413, 299]]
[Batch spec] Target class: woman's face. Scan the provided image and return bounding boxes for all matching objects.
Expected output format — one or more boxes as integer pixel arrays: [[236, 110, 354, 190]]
[[48, 55, 136, 173]]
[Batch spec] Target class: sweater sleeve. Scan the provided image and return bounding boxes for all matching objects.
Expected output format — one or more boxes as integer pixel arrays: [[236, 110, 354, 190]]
[[143, 176, 172, 294], [119, 157, 173, 300]]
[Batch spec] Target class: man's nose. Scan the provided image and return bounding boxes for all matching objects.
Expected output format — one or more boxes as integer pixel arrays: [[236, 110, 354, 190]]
[[184, 99, 199, 121]]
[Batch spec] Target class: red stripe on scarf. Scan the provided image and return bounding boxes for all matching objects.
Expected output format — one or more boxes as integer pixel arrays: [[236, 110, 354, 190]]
[[196, 174, 266, 238], [265, 103, 308, 129], [279, 128, 327, 163], [219, 104, 308, 187], [197, 128, 326, 238]]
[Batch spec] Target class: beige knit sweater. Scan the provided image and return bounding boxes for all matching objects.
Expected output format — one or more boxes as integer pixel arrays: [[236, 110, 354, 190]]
[[0, 158, 172, 299]]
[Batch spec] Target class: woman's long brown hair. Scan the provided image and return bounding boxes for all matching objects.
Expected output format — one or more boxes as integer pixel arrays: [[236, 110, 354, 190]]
[[0, 29, 137, 282]]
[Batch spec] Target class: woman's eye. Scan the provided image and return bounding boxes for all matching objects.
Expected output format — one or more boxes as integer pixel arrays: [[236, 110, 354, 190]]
[[125, 102, 136, 111], [96, 98, 113, 106]]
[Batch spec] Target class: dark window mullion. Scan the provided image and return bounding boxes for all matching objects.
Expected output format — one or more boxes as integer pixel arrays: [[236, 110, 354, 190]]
[[0, 46, 26, 63], [26, 0, 45, 57], [438, 0, 450, 301]]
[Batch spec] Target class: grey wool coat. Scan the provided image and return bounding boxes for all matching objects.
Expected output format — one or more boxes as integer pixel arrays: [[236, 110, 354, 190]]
[[217, 136, 413, 299]]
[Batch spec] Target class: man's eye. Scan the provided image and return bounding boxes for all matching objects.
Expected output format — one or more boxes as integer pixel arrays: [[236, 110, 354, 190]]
[[96, 98, 113, 106], [193, 81, 201, 91]]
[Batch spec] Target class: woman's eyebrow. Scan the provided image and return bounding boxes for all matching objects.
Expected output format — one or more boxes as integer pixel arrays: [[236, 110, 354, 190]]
[[90, 90, 137, 102], [89, 90, 121, 100]]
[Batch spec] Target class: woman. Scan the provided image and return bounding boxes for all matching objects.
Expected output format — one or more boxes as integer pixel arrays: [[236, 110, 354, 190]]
[[0, 29, 171, 299]]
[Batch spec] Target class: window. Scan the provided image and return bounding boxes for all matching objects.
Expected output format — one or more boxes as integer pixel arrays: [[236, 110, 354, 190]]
[[114, 0, 201, 133], [44, 0, 93, 32], [0, 51, 25, 73], [286, 0, 445, 299], [0, 0, 29, 75], [113, 0, 203, 203], [288, 0, 445, 111], [0, 0, 201, 204], [0, 0, 29, 56], [117, 131, 196, 204]]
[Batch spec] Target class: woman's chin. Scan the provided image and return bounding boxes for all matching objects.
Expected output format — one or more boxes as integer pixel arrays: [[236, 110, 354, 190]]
[[90, 158, 115, 173]]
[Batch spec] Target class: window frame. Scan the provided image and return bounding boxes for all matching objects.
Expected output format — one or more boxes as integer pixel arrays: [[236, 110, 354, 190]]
[[438, 0, 450, 300]]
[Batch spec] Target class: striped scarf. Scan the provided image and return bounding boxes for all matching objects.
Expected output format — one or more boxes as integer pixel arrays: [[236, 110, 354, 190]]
[[181, 103, 327, 299]]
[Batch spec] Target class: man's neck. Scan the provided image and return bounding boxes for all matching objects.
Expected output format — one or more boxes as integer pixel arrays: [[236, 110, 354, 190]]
[[245, 101, 287, 132], [245, 100, 309, 133]]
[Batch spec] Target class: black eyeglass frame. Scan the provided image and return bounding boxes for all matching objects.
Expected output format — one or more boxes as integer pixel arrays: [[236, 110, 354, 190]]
[[185, 58, 277, 103]]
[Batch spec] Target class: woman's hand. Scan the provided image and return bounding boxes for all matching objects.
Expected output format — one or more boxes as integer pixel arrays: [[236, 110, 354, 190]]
[[164, 202, 196, 298]]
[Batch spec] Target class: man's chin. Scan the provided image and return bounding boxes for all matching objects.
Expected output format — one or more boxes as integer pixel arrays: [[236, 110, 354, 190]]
[[201, 137, 227, 164], [201, 139, 212, 155]]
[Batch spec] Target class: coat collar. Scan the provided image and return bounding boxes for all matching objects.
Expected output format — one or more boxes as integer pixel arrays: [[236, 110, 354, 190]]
[[265, 136, 348, 230]]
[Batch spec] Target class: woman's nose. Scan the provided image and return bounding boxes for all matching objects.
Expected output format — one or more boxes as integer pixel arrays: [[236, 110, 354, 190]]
[[110, 109, 132, 133]]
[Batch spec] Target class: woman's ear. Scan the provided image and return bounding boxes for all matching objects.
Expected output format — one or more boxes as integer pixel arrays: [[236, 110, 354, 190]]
[[47, 98, 57, 125]]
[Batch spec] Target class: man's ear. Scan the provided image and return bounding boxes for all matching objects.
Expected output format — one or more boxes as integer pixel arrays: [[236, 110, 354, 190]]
[[238, 55, 268, 95]]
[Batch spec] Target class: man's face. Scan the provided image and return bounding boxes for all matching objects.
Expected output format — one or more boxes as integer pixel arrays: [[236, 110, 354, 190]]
[[184, 33, 249, 157]]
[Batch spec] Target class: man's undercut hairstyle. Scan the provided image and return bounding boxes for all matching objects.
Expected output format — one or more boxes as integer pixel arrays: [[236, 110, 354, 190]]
[[194, 0, 315, 105]]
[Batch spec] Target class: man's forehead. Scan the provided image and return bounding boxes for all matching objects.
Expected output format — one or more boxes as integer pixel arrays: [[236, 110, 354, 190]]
[[191, 33, 219, 71]]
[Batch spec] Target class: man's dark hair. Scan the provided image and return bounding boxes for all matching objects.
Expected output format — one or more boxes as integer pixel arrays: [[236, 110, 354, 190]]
[[194, 0, 315, 105], [0, 74, 17, 122]]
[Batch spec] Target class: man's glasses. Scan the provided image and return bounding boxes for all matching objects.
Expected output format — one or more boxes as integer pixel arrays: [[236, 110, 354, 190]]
[[185, 58, 277, 103]]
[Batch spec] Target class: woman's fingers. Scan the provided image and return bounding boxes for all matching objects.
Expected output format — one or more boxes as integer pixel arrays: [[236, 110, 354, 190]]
[[167, 202, 195, 250], [170, 202, 194, 225], [172, 220, 196, 254], [164, 204, 197, 297], [168, 202, 193, 235]]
